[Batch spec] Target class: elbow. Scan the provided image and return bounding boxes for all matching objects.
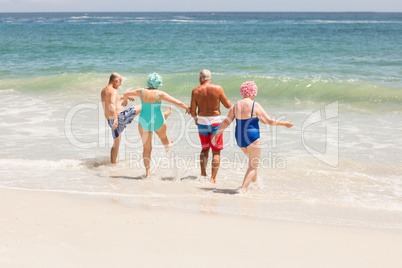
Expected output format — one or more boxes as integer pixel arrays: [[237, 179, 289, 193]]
[[262, 119, 274, 126], [268, 120, 277, 126], [223, 118, 232, 126]]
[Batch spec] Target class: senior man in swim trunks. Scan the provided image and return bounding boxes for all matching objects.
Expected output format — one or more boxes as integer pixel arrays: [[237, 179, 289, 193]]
[[190, 69, 231, 183], [101, 73, 141, 164]]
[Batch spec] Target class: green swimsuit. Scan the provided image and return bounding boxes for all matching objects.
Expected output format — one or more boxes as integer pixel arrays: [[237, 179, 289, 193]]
[[139, 89, 165, 132]]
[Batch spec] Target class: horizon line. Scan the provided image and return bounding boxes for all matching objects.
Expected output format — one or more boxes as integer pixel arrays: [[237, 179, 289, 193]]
[[1, 11, 401, 14]]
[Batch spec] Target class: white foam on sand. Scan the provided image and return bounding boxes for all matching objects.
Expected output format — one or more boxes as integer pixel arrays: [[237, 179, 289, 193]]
[[0, 158, 83, 170], [0, 89, 15, 94]]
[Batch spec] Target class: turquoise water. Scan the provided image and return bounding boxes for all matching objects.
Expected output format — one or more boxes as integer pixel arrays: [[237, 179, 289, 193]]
[[1, 12, 401, 83], [0, 12, 401, 229]]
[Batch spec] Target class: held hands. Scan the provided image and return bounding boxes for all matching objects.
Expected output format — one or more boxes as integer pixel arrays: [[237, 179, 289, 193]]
[[121, 97, 135, 107], [121, 98, 128, 107]]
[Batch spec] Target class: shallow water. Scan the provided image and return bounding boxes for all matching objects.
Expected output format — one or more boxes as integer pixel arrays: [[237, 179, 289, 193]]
[[0, 12, 401, 230]]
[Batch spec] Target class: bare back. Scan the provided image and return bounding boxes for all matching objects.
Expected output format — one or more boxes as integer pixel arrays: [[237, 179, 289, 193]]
[[191, 81, 231, 117], [101, 85, 124, 120], [234, 98, 257, 119]]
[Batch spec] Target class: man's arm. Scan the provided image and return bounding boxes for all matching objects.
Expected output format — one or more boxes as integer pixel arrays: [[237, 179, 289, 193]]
[[108, 90, 119, 130], [219, 87, 232, 109], [190, 90, 198, 125]]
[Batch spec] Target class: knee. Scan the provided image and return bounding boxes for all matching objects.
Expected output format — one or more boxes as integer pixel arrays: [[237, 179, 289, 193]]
[[249, 162, 259, 170], [143, 146, 152, 154], [201, 149, 210, 155], [212, 151, 220, 157], [159, 133, 167, 140], [112, 139, 121, 148]]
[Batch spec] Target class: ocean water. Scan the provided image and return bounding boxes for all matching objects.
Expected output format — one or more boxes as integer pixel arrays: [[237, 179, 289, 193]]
[[0, 12, 401, 230]]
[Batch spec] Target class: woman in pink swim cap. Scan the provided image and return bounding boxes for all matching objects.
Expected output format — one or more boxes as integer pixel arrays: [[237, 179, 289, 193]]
[[212, 81, 293, 194]]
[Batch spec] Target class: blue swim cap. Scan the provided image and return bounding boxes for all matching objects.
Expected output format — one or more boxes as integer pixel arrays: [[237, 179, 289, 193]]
[[146, 73, 163, 89]]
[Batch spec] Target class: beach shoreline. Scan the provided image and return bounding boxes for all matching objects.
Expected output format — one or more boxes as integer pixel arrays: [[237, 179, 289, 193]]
[[1, 187, 402, 268]]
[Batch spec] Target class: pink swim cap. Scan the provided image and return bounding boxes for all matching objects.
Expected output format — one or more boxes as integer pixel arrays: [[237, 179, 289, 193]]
[[240, 81, 258, 96]]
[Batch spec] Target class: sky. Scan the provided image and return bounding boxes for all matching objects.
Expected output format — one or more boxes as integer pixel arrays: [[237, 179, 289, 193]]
[[0, 0, 401, 12]]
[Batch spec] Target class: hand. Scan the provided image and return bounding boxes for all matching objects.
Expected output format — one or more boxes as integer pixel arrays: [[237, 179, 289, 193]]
[[112, 119, 118, 130], [185, 107, 190, 114], [211, 135, 217, 146], [284, 120, 293, 128], [128, 96, 135, 102], [121, 99, 128, 107], [194, 118, 198, 125]]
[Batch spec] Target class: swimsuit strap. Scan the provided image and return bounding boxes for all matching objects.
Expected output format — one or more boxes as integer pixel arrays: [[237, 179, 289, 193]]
[[141, 89, 144, 101], [156, 91, 160, 102], [251, 101, 255, 117]]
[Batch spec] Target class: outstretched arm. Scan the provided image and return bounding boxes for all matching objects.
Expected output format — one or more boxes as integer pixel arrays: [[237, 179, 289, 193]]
[[255, 102, 293, 128], [122, 88, 143, 106], [160, 91, 190, 112], [119, 95, 135, 101], [211, 105, 235, 146]]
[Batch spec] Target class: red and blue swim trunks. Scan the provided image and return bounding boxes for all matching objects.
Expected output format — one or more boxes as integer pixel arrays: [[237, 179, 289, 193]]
[[197, 116, 223, 151]]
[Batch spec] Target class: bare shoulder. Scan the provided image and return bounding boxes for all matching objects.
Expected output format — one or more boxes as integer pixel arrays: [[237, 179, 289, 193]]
[[192, 85, 202, 94], [254, 101, 262, 109], [211, 83, 222, 89], [254, 102, 266, 114], [210, 83, 223, 93], [158, 90, 170, 98], [104, 85, 113, 94], [101, 86, 109, 97]]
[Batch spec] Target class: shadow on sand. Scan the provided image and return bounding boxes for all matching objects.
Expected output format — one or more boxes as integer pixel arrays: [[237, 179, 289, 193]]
[[160, 175, 198, 181], [110, 175, 146, 180], [111, 175, 199, 181], [200, 187, 239, 195]]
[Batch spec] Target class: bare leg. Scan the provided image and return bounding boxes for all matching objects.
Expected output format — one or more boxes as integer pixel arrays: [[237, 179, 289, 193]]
[[134, 104, 142, 114], [110, 105, 140, 164], [200, 149, 210, 178], [240, 139, 261, 194], [111, 135, 122, 164], [211, 151, 221, 184], [155, 121, 174, 151], [138, 124, 153, 177], [163, 107, 172, 120]]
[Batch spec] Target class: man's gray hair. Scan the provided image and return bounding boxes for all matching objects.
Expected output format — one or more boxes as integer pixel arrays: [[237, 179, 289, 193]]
[[199, 69, 211, 81], [109, 72, 121, 84]]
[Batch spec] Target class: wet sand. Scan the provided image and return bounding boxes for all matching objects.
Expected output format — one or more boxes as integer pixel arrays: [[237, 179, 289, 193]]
[[1, 187, 401, 268]]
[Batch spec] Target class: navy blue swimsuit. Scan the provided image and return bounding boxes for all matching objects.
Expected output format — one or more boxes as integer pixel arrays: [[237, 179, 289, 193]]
[[235, 101, 260, 148]]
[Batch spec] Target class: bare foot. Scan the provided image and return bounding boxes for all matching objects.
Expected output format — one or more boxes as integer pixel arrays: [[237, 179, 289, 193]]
[[210, 177, 216, 184], [165, 140, 174, 152], [253, 178, 264, 190], [237, 187, 247, 196], [163, 107, 172, 120], [197, 175, 207, 183]]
